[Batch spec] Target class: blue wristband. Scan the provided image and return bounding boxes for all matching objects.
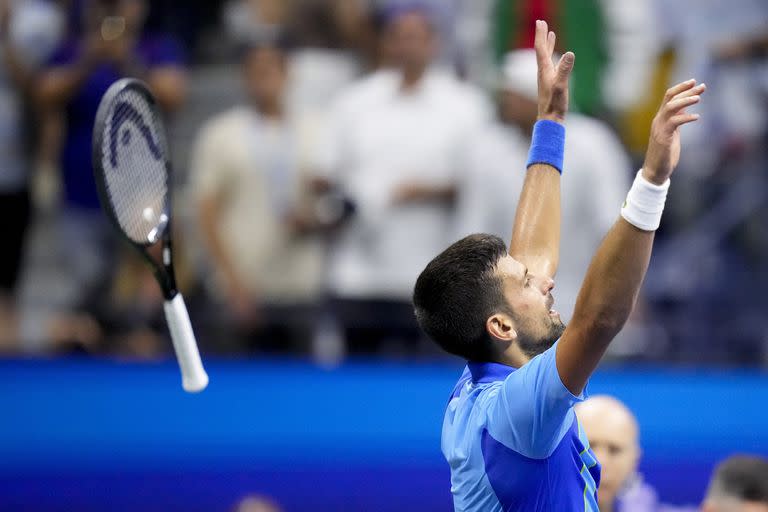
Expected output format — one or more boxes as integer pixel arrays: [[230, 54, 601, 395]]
[[526, 119, 565, 174]]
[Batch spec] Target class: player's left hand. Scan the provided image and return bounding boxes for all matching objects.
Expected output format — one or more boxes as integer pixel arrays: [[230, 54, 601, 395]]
[[534, 20, 575, 124], [642, 79, 706, 185]]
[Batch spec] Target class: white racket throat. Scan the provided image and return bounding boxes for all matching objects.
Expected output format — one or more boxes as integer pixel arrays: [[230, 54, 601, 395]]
[[163, 294, 209, 393]]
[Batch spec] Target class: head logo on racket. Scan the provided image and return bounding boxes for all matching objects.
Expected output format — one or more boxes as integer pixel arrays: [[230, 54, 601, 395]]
[[108, 100, 163, 168]]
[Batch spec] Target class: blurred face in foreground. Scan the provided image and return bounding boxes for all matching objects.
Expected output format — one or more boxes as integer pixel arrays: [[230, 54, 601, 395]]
[[386, 11, 436, 77], [492, 254, 565, 358], [575, 396, 640, 511], [243, 46, 287, 113]]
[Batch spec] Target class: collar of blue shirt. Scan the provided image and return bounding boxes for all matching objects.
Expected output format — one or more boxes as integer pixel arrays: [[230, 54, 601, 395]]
[[467, 361, 518, 384]]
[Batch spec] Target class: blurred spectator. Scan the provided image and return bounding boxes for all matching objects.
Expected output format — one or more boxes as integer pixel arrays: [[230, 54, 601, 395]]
[[702, 455, 768, 512], [638, 1, 768, 363], [654, 0, 768, 178], [456, 49, 630, 326], [30, 0, 186, 343], [318, 5, 491, 354], [0, 0, 63, 300], [189, 39, 325, 354], [376, 0, 464, 71], [0, 0, 63, 353], [576, 396, 696, 512], [284, 0, 374, 114]]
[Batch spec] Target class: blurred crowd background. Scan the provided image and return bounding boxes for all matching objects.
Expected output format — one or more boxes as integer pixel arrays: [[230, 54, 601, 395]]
[[0, 0, 767, 366]]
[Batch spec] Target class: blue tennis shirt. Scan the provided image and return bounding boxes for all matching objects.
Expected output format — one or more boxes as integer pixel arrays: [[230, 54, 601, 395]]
[[441, 341, 601, 511]]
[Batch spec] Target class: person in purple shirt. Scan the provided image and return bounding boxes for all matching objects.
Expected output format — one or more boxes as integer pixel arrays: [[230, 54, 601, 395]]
[[35, 0, 185, 312]]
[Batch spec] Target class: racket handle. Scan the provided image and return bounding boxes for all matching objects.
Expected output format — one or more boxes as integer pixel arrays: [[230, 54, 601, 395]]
[[163, 293, 209, 393]]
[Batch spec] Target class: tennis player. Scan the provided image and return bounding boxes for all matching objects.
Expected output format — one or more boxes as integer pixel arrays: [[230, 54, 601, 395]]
[[413, 20, 705, 511]]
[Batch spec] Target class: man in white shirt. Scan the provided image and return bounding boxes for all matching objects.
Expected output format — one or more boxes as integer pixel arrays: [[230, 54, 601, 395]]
[[190, 39, 325, 353], [456, 49, 631, 324], [319, 5, 491, 353]]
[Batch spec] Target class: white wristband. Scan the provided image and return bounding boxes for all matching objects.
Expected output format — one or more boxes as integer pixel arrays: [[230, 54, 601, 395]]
[[621, 170, 670, 231]]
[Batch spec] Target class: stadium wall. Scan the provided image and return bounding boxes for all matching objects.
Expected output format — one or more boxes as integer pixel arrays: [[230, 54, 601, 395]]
[[0, 358, 766, 511]]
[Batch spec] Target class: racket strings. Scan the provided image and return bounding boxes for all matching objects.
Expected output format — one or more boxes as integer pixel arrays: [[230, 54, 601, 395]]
[[100, 88, 169, 245]]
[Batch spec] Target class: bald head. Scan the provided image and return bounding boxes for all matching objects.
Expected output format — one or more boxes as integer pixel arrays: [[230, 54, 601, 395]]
[[576, 395, 639, 441], [576, 396, 641, 512]]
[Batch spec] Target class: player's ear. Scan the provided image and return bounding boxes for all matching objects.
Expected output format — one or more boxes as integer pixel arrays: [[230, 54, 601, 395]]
[[486, 313, 517, 342]]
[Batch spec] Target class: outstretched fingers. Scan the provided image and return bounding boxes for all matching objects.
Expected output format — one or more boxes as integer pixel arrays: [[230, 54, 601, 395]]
[[547, 30, 556, 56], [672, 82, 706, 101], [670, 113, 701, 128], [534, 20, 553, 71], [664, 94, 701, 116], [555, 51, 575, 84], [659, 79, 706, 130], [663, 79, 697, 103]]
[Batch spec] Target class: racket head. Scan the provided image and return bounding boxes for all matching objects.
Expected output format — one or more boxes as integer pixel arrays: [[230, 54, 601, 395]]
[[92, 78, 171, 248]]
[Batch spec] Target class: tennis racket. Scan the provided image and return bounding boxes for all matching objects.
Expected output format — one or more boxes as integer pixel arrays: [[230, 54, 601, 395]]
[[92, 78, 209, 393]]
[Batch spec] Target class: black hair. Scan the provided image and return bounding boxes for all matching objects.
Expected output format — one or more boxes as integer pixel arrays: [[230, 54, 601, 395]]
[[413, 234, 509, 361], [377, 2, 438, 32], [708, 455, 768, 503], [235, 31, 294, 62]]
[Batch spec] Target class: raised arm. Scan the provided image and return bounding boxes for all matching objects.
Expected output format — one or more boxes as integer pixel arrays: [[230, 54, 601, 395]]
[[509, 20, 574, 278], [556, 79, 706, 395]]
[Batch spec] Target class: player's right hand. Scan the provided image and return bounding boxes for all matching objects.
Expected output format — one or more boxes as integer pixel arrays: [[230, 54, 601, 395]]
[[642, 79, 706, 185], [534, 20, 575, 124]]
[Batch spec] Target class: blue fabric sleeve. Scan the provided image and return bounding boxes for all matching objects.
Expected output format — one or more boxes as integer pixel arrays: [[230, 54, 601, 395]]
[[46, 39, 77, 67], [486, 341, 585, 459], [140, 34, 185, 67]]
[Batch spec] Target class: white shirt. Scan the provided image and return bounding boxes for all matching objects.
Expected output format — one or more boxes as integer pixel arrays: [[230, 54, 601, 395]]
[[189, 106, 324, 302], [456, 114, 631, 322], [320, 68, 492, 299]]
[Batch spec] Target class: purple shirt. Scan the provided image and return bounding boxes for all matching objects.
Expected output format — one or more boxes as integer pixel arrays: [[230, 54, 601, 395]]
[[48, 34, 184, 210], [617, 477, 699, 512]]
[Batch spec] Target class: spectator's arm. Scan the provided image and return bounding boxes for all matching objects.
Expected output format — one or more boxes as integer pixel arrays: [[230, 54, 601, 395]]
[[197, 194, 244, 297], [509, 21, 573, 279], [556, 80, 705, 395], [112, 33, 187, 113], [190, 124, 256, 322], [35, 49, 97, 108]]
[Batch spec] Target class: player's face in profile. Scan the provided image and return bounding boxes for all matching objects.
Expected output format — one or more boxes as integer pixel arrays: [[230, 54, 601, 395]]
[[497, 255, 565, 357]]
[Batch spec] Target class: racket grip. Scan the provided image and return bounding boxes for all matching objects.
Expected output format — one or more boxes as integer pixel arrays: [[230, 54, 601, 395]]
[[163, 294, 209, 393]]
